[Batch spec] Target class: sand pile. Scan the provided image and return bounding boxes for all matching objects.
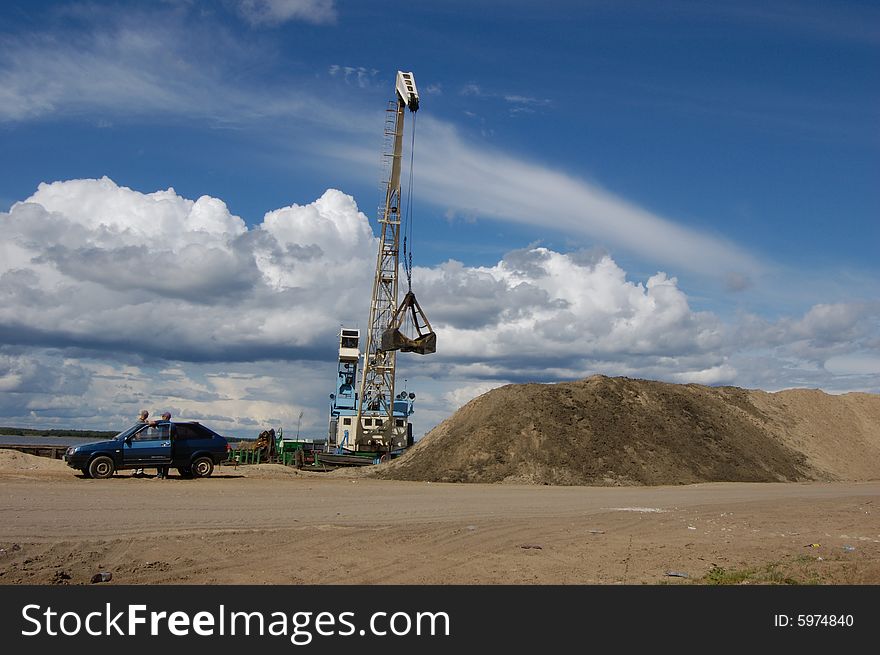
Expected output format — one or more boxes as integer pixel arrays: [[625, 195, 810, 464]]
[[0, 450, 72, 479], [372, 376, 880, 486], [749, 388, 880, 481]]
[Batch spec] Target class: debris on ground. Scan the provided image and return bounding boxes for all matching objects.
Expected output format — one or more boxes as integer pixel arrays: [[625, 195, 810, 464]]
[[51, 570, 71, 585]]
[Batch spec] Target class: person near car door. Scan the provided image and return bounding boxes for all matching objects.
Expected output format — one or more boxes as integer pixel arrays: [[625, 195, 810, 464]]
[[132, 410, 149, 477], [153, 412, 172, 479]]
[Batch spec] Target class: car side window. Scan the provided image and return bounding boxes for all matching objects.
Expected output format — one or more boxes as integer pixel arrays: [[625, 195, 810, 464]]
[[175, 424, 205, 441], [132, 425, 170, 441]]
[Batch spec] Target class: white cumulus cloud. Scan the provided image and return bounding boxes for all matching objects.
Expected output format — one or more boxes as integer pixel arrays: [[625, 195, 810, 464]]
[[417, 246, 724, 369], [1, 177, 877, 434], [1, 178, 374, 361]]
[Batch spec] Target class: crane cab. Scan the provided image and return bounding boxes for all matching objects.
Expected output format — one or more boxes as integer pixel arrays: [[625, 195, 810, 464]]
[[327, 327, 415, 454], [396, 71, 419, 112]]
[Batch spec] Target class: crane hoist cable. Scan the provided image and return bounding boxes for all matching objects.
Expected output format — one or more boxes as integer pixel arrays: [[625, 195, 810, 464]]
[[382, 110, 436, 355], [402, 112, 417, 292]]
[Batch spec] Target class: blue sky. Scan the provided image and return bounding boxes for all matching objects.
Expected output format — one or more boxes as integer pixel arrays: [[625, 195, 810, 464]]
[[0, 0, 878, 438]]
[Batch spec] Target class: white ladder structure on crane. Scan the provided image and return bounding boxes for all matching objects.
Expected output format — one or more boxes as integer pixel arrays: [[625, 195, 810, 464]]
[[354, 71, 420, 451]]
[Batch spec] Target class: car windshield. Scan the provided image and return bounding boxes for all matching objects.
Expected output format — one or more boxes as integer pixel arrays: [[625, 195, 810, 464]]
[[114, 423, 145, 440]]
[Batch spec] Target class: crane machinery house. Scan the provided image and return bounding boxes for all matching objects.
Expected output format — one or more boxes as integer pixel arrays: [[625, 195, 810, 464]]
[[326, 71, 435, 462]]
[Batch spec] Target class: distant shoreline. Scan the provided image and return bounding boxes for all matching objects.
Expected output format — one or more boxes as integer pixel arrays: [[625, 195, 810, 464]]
[[0, 426, 260, 443], [0, 426, 117, 439]]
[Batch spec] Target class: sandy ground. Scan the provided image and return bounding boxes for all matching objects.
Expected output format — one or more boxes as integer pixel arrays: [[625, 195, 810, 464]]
[[1, 454, 879, 585]]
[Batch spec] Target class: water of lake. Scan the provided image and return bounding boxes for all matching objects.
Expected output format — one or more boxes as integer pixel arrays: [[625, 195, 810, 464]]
[[0, 435, 115, 447]]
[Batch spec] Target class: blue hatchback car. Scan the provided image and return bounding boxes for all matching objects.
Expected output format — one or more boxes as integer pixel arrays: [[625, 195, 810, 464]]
[[64, 420, 230, 479]]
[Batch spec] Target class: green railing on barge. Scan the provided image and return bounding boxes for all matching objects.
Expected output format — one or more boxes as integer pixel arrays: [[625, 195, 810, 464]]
[[225, 442, 389, 469], [226, 448, 263, 465], [225, 446, 316, 467]]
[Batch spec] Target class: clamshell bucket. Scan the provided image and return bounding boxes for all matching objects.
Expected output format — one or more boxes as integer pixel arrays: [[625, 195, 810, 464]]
[[381, 291, 436, 354]]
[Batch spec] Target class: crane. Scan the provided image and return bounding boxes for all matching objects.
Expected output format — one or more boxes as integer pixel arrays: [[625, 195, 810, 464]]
[[326, 71, 435, 460]]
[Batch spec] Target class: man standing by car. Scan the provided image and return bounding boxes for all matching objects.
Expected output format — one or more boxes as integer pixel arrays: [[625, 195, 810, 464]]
[[153, 412, 172, 479], [132, 410, 149, 477]]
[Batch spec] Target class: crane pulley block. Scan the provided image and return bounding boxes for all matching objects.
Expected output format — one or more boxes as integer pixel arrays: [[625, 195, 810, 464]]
[[381, 291, 436, 354]]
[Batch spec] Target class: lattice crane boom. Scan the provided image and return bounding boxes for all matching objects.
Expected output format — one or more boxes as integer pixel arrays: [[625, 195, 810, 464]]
[[326, 71, 433, 456], [354, 71, 419, 450]]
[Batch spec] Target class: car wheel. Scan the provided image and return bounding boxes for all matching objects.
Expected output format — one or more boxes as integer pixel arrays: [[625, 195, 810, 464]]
[[191, 456, 214, 478], [177, 467, 193, 478], [88, 456, 115, 479]]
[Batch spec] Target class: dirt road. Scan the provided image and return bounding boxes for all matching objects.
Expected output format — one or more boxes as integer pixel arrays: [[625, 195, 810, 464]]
[[1, 459, 878, 584]]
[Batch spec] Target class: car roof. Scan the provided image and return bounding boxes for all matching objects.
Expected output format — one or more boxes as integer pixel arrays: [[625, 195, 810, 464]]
[[132, 420, 205, 427]]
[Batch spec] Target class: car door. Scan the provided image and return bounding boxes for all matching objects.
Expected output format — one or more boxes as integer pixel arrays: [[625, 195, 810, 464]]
[[171, 423, 204, 462], [123, 423, 172, 467]]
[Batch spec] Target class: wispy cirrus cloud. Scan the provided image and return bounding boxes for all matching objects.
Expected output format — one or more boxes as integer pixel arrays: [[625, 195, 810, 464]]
[[0, 8, 350, 128], [332, 116, 764, 280], [460, 84, 552, 115], [234, 0, 337, 26], [0, 14, 763, 281], [328, 64, 380, 88]]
